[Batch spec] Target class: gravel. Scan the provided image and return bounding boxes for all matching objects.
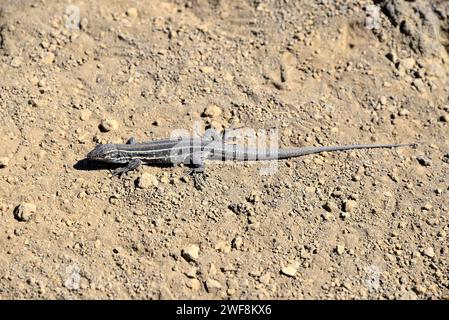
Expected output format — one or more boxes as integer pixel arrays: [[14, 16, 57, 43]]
[[0, 157, 9, 168], [343, 200, 358, 213], [231, 236, 243, 250], [416, 156, 432, 167], [126, 8, 138, 18], [13, 203, 36, 222], [336, 245, 345, 255], [136, 173, 159, 189], [281, 262, 299, 277], [10, 57, 23, 67], [99, 118, 119, 132], [202, 105, 222, 119], [41, 52, 55, 65], [423, 247, 435, 258], [205, 278, 222, 293], [181, 245, 200, 262]]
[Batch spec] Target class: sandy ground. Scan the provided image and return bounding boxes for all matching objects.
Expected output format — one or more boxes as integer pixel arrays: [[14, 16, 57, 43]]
[[0, 0, 448, 299]]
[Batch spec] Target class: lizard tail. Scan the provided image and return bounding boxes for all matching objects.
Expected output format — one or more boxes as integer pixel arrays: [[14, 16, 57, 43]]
[[276, 142, 417, 159]]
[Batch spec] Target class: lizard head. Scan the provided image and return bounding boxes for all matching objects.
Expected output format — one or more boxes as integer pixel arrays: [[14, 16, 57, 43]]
[[86, 144, 123, 163]]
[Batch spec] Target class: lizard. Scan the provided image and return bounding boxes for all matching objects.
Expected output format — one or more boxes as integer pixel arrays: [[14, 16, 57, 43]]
[[85, 134, 416, 184]]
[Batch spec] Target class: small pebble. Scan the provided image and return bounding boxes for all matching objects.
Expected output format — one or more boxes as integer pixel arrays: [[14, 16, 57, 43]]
[[336, 244, 345, 255], [416, 156, 432, 167], [439, 114, 449, 122], [223, 72, 233, 81], [412, 79, 426, 92], [414, 285, 427, 294], [231, 236, 243, 249], [14, 203, 37, 222], [160, 175, 170, 184], [181, 244, 199, 262], [281, 262, 299, 277], [386, 51, 398, 63], [80, 18, 89, 30], [342, 280, 352, 290], [398, 57, 416, 70], [41, 52, 55, 65], [184, 267, 197, 279], [0, 157, 9, 168], [112, 246, 122, 254], [29, 98, 46, 108], [38, 79, 47, 88], [305, 186, 316, 193], [99, 118, 119, 132], [80, 110, 92, 121], [227, 288, 236, 295], [322, 212, 335, 221], [186, 278, 201, 291], [443, 153, 449, 164], [152, 118, 164, 126], [384, 191, 393, 197], [200, 66, 214, 74], [423, 247, 435, 258], [259, 273, 271, 285], [343, 200, 357, 213], [205, 278, 222, 293], [247, 192, 260, 203], [202, 105, 222, 119], [215, 241, 231, 253], [126, 8, 138, 18], [340, 212, 350, 220], [136, 173, 159, 189], [11, 57, 23, 68], [323, 202, 338, 213]]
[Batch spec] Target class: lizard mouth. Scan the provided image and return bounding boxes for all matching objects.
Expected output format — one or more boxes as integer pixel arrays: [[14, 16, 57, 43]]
[[86, 150, 95, 159], [86, 155, 101, 161], [86, 149, 101, 160]]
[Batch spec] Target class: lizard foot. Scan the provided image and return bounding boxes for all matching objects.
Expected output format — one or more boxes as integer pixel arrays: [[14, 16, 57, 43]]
[[192, 172, 206, 191], [185, 167, 206, 191]]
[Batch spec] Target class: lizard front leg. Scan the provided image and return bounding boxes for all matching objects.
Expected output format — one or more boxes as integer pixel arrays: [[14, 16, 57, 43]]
[[112, 158, 142, 176]]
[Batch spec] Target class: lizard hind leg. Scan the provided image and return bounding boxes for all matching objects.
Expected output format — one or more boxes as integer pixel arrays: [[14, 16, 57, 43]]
[[187, 152, 208, 190], [182, 165, 206, 190], [189, 167, 206, 191]]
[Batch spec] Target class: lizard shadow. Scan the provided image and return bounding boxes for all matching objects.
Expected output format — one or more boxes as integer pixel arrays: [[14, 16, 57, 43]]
[[73, 159, 174, 172], [73, 159, 122, 172]]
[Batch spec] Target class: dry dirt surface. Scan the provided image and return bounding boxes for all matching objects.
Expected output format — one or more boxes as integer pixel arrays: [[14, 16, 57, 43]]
[[0, 0, 448, 299]]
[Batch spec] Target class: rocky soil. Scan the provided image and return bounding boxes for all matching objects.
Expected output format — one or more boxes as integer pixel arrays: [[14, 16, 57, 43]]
[[0, 0, 448, 299]]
